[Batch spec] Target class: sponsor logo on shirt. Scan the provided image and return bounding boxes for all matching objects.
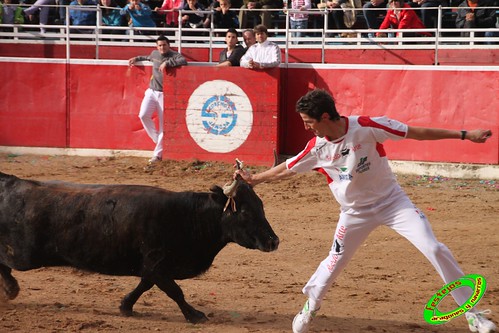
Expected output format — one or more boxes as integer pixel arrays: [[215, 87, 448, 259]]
[[356, 156, 371, 174], [337, 167, 353, 181]]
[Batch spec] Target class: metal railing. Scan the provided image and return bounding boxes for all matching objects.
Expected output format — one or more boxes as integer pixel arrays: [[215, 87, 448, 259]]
[[0, 4, 498, 64]]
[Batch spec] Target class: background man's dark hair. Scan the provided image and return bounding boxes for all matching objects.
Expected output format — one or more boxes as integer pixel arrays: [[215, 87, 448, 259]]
[[296, 89, 340, 121], [157, 35, 170, 45], [226, 28, 239, 37]]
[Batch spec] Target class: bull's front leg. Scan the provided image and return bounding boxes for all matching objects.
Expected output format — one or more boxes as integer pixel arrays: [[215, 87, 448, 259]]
[[0, 264, 20, 301], [153, 277, 208, 323], [120, 277, 154, 316]]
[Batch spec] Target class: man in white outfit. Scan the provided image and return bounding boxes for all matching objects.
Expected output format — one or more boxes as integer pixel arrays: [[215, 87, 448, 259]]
[[236, 89, 496, 333], [240, 24, 281, 69], [129, 35, 187, 164]]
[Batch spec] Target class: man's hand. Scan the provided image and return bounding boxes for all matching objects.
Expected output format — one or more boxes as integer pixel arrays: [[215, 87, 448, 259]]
[[465, 12, 475, 21], [466, 129, 492, 143], [248, 59, 262, 69], [128, 57, 136, 67]]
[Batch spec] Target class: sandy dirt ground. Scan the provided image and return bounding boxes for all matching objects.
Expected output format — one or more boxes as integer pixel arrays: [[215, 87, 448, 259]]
[[0, 153, 497, 333]]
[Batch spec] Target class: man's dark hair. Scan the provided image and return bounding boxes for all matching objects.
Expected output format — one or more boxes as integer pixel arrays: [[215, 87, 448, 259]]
[[296, 89, 340, 121], [226, 28, 239, 37], [157, 35, 170, 45]]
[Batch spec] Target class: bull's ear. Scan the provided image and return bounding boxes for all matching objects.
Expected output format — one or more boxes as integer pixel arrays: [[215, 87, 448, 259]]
[[210, 185, 223, 194], [210, 185, 228, 205]]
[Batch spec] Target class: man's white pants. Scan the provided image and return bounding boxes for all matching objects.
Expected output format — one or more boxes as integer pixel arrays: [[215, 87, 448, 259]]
[[303, 189, 473, 310], [139, 88, 164, 159]]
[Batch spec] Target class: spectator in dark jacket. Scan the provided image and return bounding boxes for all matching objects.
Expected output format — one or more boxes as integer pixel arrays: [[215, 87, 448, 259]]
[[217, 28, 246, 66], [455, 0, 497, 44], [213, 0, 239, 36]]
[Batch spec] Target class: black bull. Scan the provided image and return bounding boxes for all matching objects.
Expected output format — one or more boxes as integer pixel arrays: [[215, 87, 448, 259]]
[[0, 172, 279, 323]]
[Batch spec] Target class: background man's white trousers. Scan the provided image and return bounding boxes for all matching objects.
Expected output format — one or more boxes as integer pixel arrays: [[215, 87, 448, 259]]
[[139, 88, 164, 159]]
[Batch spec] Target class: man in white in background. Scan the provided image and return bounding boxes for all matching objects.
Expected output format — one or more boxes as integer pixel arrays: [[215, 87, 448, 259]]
[[128, 35, 187, 165], [240, 24, 281, 69]]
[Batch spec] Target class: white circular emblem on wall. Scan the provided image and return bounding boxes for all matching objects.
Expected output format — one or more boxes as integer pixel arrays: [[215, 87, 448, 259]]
[[186, 80, 253, 153]]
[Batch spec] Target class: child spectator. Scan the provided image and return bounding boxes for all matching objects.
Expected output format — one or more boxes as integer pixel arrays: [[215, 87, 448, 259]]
[[376, 0, 431, 37], [286, 0, 311, 43], [69, 0, 97, 34], [120, 0, 157, 34], [154, 0, 183, 27], [100, 0, 124, 34]]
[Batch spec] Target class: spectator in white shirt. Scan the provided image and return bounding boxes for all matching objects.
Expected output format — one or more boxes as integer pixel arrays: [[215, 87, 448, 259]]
[[240, 24, 281, 69]]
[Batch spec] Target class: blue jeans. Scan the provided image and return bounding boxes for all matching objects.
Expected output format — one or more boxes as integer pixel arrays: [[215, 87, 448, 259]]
[[290, 19, 308, 44]]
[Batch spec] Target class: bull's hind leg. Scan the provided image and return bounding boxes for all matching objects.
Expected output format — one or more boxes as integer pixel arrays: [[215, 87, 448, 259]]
[[153, 277, 208, 324], [119, 278, 154, 316], [0, 264, 19, 300]]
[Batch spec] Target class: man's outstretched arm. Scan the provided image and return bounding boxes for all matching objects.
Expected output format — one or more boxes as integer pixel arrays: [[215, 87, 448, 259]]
[[406, 126, 492, 143], [236, 162, 296, 186]]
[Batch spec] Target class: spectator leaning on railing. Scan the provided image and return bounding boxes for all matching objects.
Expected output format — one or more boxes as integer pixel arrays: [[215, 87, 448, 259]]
[[120, 0, 157, 34], [100, 0, 125, 34], [242, 27, 256, 49], [69, 0, 97, 33], [376, 0, 431, 37], [240, 24, 281, 69], [455, 0, 498, 44], [154, 0, 184, 27], [217, 27, 246, 66]]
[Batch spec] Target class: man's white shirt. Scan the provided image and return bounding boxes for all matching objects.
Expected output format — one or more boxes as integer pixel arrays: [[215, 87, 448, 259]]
[[286, 116, 408, 211], [240, 40, 281, 68]]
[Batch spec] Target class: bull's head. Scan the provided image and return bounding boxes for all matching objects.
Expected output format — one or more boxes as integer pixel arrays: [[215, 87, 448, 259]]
[[218, 159, 279, 252]]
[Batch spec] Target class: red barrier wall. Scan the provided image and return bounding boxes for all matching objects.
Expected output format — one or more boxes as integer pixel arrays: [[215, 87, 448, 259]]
[[0, 60, 497, 166], [0, 62, 67, 147], [280, 68, 499, 164], [68, 63, 154, 150]]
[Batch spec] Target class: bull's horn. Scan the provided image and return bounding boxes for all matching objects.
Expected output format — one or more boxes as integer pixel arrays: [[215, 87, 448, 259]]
[[223, 179, 238, 197]]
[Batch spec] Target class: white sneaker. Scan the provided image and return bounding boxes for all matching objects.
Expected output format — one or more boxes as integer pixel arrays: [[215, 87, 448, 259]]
[[148, 156, 162, 164], [466, 310, 496, 333], [292, 300, 319, 333]]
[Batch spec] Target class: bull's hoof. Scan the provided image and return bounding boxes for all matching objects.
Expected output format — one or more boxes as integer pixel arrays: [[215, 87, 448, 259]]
[[0, 277, 19, 300], [185, 310, 209, 324], [119, 304, 134, 317]]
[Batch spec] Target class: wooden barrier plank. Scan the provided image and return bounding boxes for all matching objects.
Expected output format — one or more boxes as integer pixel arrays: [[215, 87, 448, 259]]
[[163, 67, 280, 166]]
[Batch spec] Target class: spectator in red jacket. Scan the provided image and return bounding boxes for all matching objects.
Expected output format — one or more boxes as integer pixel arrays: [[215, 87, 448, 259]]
[[376, 0, 431, 38]]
